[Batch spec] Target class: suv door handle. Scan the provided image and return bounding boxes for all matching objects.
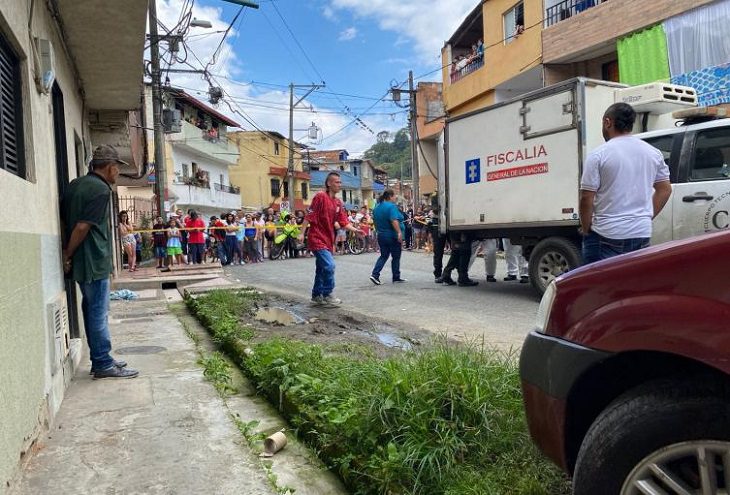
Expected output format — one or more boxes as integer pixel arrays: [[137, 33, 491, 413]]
[[682, 193, 714, 202]]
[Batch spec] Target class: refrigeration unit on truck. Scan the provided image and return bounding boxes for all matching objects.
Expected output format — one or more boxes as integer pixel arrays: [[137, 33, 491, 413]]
[[440, 77, 730, 293]]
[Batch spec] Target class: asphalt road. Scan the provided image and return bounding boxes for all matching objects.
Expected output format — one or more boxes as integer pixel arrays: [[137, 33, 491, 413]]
[[225, 250, 541, 350]]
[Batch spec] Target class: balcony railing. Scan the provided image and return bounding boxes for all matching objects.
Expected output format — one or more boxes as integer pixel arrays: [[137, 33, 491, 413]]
[[450, 56, 484, 84], [546, 0, 604, 27], [214, 183, 240, 194]]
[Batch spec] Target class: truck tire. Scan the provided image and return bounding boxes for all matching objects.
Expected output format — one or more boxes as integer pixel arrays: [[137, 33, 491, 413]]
[[528, 237, 581, 294], [573, 378, 730, 495]]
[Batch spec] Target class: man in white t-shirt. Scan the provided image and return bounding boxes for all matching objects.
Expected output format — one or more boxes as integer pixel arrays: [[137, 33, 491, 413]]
[[579, 102, 672, 264]]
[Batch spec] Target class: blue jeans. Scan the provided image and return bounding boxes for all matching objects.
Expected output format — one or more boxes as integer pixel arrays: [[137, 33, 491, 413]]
[[79, 278, 114, 371], [372, 235, 402, 281], [216, 239, 227, 264], [312, 249, 336, 298], [224, 235, 240, 264], [582, 231, 650, 265]]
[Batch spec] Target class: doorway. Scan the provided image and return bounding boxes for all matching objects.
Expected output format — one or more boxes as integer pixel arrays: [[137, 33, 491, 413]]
[[52, 82, 81, 339]]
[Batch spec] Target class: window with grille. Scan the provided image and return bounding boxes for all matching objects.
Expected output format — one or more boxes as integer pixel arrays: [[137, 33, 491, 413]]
[[274, 142, 280, 155], [283, 180, 289, 199], [0, 34, 25, 177], [301, 182, 308, 200], [270, 178, 280, 196]]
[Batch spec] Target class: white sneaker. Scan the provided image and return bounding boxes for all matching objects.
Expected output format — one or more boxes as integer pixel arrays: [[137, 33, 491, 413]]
[[311, 295, 324, 306], [321, 295, 342, 308]]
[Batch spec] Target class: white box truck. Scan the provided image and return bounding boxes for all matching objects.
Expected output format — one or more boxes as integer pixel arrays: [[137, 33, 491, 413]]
[[440, 77, 730, 293]]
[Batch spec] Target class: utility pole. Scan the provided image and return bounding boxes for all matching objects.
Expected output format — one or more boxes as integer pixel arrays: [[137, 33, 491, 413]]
[[288, 83, 324, 211], [148, 0, 167, 218], [408, 70, 419, 210]]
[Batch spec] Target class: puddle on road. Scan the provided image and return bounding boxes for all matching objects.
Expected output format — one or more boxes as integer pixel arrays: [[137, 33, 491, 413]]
[[255, 307, 306, 326], [375, 332, 413, 350]]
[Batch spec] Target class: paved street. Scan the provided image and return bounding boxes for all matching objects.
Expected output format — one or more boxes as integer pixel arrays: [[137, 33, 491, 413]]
[[225, 251, 541, 350]]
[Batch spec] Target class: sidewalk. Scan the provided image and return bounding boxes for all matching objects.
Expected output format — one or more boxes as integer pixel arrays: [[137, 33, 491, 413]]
[[10, 294, 275, 495]]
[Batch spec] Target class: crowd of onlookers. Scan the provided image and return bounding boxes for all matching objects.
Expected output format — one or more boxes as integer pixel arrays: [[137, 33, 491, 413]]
[[118, 203, 441, 271], [450, 39, 485, 83]]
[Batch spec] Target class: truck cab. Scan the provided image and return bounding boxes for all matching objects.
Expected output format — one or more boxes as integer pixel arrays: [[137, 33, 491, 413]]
[[641, 116, 730, 245]]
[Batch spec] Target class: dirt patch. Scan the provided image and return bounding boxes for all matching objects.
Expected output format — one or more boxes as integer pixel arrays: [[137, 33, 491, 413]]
[[244, 294, 431, 358]]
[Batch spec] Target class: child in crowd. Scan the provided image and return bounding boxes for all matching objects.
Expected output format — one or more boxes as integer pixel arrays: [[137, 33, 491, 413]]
[[166, 218, 184, 267], [152, 216, 167, 268]]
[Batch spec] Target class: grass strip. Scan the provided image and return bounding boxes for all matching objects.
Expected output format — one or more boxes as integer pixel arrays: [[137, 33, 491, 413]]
[[186, 289, 569, 495]]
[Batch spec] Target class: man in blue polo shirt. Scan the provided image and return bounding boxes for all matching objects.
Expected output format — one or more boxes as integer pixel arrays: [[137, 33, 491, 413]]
[[369, 189, 407, 285]]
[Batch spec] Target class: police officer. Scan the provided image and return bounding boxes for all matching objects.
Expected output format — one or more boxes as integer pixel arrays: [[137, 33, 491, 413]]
[[430, 207, 448, 282], [437, 231, 478, 287]]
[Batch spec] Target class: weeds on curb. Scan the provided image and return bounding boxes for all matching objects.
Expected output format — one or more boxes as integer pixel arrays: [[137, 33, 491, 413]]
[[198, 352, 237, 396], [186, 290, 570, 495]]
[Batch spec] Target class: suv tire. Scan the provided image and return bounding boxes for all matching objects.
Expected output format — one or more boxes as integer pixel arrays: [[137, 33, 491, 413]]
[[573, 377, 730, 495], [528, 237, 581, 294]]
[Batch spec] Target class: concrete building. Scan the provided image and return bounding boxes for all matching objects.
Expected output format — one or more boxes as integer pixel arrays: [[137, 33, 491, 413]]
[[414, 82, 445, 206], [441, 0, 544, 117], [228, 130, 311, 212], [442, 0, 724, 119], [542, 0, 719, 86], [0, 0, 147, 491]]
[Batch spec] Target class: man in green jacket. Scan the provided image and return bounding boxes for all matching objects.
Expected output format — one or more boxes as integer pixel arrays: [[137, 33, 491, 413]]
[[62, 145, 138, 379]]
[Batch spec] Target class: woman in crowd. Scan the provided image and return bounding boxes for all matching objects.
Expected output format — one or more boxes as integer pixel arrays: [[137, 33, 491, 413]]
[[166, 217, 184, 267], [253, 212, 265, 262], [224, 212, 242, 265], [185, 210, 206, 264], [264, 213, 277, 259], [242, 214, 258, 263], [118, 210, 136, 272]]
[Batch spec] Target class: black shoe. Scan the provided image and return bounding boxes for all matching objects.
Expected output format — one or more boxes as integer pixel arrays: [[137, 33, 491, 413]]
[[93, 366, 139, 380], [441, 277, 456, 286], [458, 279, 479, 287], [434, 277, 443, 284], [90, 359, 128, 375], [486, 275, 497, 283], [393, 278, 407, 283], [520, 276, 529, 284], [503, 275, 517, 282], [369, 275, 382, 285]]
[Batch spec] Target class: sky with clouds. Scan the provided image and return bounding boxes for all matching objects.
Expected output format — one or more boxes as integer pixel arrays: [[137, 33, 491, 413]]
[[156, 0, 476, 156]]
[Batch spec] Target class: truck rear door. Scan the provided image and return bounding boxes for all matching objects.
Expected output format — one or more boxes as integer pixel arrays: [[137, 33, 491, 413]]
[[671, 124, 730, 240]]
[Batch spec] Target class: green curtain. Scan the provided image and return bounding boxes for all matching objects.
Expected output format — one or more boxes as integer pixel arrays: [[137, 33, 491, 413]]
[[617, 24, 670, 86]]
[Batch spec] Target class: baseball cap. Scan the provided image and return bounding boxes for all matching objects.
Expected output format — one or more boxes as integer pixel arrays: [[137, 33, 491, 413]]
[[91, 144, 129, 166]]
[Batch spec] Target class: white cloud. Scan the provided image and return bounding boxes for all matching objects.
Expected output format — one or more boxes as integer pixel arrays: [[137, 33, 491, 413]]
[[153, 1, 402, 157], [328, 0, 477, 63], [338, 26, 358, 41]]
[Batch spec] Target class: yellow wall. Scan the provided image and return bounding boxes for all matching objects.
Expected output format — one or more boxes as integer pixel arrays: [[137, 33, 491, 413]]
[[229, 132, 310, 210], [443, 0, 543, 117]]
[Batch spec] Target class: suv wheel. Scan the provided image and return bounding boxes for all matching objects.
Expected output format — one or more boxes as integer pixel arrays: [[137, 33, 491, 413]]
[[573, 378, 730, 495]]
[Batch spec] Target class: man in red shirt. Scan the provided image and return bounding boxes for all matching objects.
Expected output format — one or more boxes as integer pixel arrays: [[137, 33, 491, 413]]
[[299, 172, 361, 307]]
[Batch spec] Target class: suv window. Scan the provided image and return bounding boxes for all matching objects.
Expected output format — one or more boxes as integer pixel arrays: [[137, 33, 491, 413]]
[[644, 135, 674, 166], [690, 127, 730, 181]]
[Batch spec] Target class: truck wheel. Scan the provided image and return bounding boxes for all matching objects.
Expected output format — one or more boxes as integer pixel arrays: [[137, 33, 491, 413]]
[[573, 378, 730, 495], [528, 237, 581, 294]]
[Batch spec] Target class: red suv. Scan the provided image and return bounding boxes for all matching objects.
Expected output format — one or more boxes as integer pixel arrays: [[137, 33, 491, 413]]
[[520, 229, 730, 495]]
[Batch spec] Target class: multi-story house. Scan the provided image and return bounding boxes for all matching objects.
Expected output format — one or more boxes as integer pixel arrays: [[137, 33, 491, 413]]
[[0, 0, 147, 488], [127, 86, 242, 220], [149, 87, 242, 219], [542, 0, 726, 108], [415, 82, 445, 206], [228, 130, 311, 212], [443, 0, 726, 120], [441, 0, 545, 118]]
